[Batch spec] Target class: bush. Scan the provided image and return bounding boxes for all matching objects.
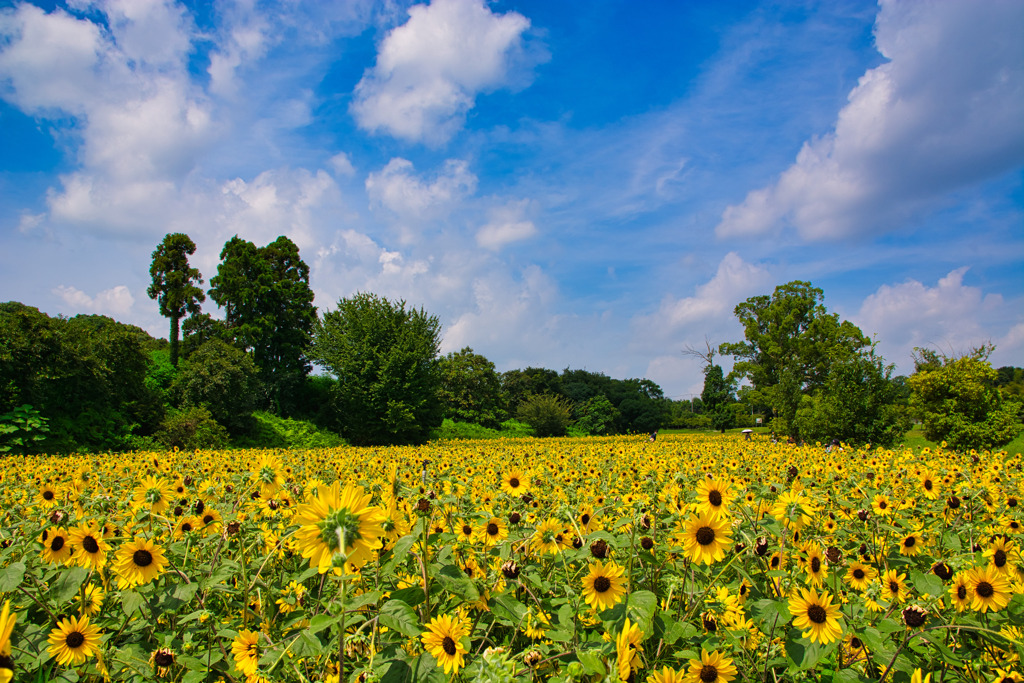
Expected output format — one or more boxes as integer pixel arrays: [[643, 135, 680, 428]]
[[154, 406, 229, 450], [429, 419, 504, 441], [170, 339, 261, 435], [516, 394, 573, 437], [236, 411, 346, 449], [499, 419, 534, 437]]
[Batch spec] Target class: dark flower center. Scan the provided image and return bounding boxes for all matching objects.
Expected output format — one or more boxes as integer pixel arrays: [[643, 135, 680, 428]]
[[924, 480, 933, 490], [889, 581, 900, 594], [708, 490, 723, 507], [181, 523, 193, 533], [508, 478, 520, 488], [154, 650, 175, 667], [807, 604, 828, 624], [957, 585, 967, 599], [43, 490, 55, 501], [442, 636, 457, 656], [50, 536, 65, 552], [810, 557, 821, 573], [699, 665, 719, 682], [462, 525, 472, 536], [593, 576, 611, 593], [486, 523, 499, 535], [66, 631, 85, 648], [850, 637, 862, 648], [203, 514, 214, 525], [1007, 497, 1018, 508], [83, 536, 100, 553], [133, 549, 154, 567], [771, 556, 780, 568], [878, 501, 887, 509], [581, 513, 590, 525], [853, 568, 865, 579], [975, 581, 994, 598], [993, 550, 1006, 567], [904, 536, 916, 548], [695, 526, 715, 546]]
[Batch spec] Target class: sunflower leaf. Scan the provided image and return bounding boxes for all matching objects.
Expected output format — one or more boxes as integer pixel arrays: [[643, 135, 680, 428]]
[[380, 599, 422, 638], [0, 562, 25, 592], [52, 566, 89, 606], [436, 564, 479, 601]]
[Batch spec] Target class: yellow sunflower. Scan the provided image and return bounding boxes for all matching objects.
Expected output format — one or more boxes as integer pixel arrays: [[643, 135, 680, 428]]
[[114, 536, 168, 588], [879, 569, 910, 604], [79, 584, 104, 617], [531, 518, 563, 556], [39, 527, 72, 565], [615, 617, 644, 682], [984, 537, 1018, 575], [231, 630, 262, 676], [949, 572, 971, 612], [293, 482, 386, 573], [582, 560, 627, 612], [421, 613, 470, 675], [695, 479, 734, 519], [132, 475, 176, 514], [0, 600, 16, 683], [683, 649, 737, 683], [500, 469, 530, 497], [966, 565, 1012, 613], [647, 665, 686, 683], [899, 531, 925, 556], [845, 561, 876, 591], [38, 483, 60, 508], [47, 614, 102, 666], [803, 545, 827, 587], [68, 523, 110, 571], [678, 511, 732, 565], [788, 587, 843, 645], [478, 517, 508, 545]]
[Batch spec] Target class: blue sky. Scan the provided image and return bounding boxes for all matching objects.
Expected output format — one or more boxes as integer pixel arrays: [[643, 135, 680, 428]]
[[1, 0, 1021, 399]]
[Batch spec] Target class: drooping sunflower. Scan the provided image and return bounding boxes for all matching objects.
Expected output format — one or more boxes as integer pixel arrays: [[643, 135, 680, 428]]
[[68, 523, 110, 571], [132, 476, 176, 515], [79, 584, 104, 617], [683, 649, 737, 683], [788, 587, 843, 645], [293, 482, 386, 573], [647, 665, 686, 683], [770, 490, 816, 531], [0, 600, 16, 683], [695, 479, 734, 519], [231, 630, 261, 676], [47, 614, 102, 666], [879, 569, 910, 604], [421, 613, 470, 675], [39, 527, 72, 565], [966, 565, 1012, 613], [531, 518, 563, 556], [500, 470, 530, 497], [582, 560, 627, 612], [615, 617, 644, 682], [478, 517, 508, 546], [949, 572, 971, 612], [845, 561, 876, 591], [113, 536, 168, 588], [678, 511, 732, 565]]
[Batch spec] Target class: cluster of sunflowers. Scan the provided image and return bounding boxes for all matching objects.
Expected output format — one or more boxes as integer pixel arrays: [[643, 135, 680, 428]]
[[0, 434, 1021, 683]]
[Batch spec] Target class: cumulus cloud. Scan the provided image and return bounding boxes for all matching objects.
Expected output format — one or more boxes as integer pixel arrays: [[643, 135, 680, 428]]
[[366, 158, 477, 217], [351, 0, 541, 145], [853, 268, 1024, 370], [53, 284, 135, 316], [476, 199, 537, 250], [716, 0, 1024, 240]]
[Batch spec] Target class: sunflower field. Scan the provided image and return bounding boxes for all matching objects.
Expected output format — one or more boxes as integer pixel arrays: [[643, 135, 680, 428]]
[[0, 434, 1022, 683]]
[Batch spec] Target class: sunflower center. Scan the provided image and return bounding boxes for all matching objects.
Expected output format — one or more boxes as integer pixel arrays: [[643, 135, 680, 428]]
[[50, 536, 65, 552], [203, 514, 215, 525], [462, 525, 472, 536], [594, 576, 611, 593], [66, 631, 85, 648], [993, 550, 1006, 567], [695, 526, 716, 546], [810, 557, 821, 572], [904, 536, 916, 547], [581, 513, 591, 525], [807, 604, 828, 624], [878, 501, 887, 509], [43, 490, 55, 501], [889, 581, 899, 594], [707, 490, 722, 507], [850, 637, 862, 648], [486, 522, 499, 535], [442, 636, 457, 656], [133, 549, 154, 567], [853, 568, 865, 579], [182, 522, 193, 532], [509, 477, 520, 488], [699, 665, 719, 682], [957, 585, 967, 599], [975, 581, 994, 598], [924, 480, 933, 490], [83, 536, 100, 553]]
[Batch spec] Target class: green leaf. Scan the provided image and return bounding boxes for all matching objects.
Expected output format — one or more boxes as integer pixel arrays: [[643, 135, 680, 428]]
[[662, 619, 698, 645], [121, 590, 145, 617], [308, 614, 335, 635], [0, 562, 25, 592], [833, 670, 867, 683], [546, 629, 572, 643], [435, 564, 479, 602], [490, 593, 527, 626], [173, 581, 200, 604], [390, 586, 426, 607], [576, 649, 607, 676], [625, 590, 657, 634], [910, 569, 944, 598], [346, 590, 382, 612], [53, 566, 90, 606], [291, 630, 324, 657], [380, 599, 422, 638]]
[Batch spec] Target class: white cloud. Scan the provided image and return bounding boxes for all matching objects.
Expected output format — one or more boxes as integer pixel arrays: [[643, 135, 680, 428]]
[[853, 268, 1024, 370], [716, 0, 1024, 240], [328, 152, 356, 178], [476, 199, 537, 250], [351, 0, 539, 144], [365, 158, 477, 217], [53, 284, 135, 316]]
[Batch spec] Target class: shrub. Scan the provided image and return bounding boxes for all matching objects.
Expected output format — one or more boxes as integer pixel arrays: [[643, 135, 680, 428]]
[[154, 406, 229, 450], [237, 411, 346, 449], [516, 394, 573, 437]]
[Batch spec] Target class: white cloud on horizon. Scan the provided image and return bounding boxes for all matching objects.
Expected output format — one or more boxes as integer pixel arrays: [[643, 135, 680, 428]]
[[52, 283, 135, 316], [716, 0, 1024, 241]]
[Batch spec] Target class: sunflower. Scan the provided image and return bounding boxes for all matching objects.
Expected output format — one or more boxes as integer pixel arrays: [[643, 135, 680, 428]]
[[949, 572, 971, 612], [531, 518, 563, 556], [695, 479, 734, 519], [40, 527, 72, 565], [615, 617, 644, 682], [803, 545, 827, 587], [770, 490, 816, 531], [421, 613, 470, 674], [47, 614, 102, 666], [647, 665, 686, 683], [899, 531, 925, 556], [845, 561, 876, 591], [79, 584, 104, 617], [522, 608, 550, 639], [253, 453, 284, 498], [577, 506, 600, 534], [199, 508, 223, 535], [114, 536, 168, 588], [500, 470, 530, 497], [173, 516, 201, 539], [478, 517, 508, 546], [678, 511, 732, 565], [879, 569, 910, 604], [918, 470, 940, 500], [984, 537, 1018, 575], [0, 601, 15, 683], [683, 649, 737, 683], [275, 581, 306, 615], [910, 670, 932, 683], [991, 669, 1023, 683], [582, 560, 627, 612], [871, 494, 894, 518], [68, 523, 110, 571], [231, 630, 262, 676], [966, 565, 1012, 613], [456, 520, 476, 544], [293, 482, 386, 573], [38, 483, 60, 508], [132, 476, 176, 514], [788, 587, 843, 645]]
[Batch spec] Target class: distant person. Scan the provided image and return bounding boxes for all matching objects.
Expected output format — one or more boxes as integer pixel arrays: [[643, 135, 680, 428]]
[[648, 431, 658, 442]]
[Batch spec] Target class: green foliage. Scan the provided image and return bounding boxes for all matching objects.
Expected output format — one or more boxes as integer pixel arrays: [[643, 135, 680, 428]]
[[909, 346, 1023, 451], [209, 235, 317, 413], [429, 418, 505, 441], [437, 347, 507, 428], [313, 292, 443, 445], [238, 411, 346, 449], [498, 418, 534, 437], [148, 233, 205, 367], [574, 395, 619, 435], [516, 393, 573, 437], [0, 404, 49, 454], [154, 406, 229, 450], [170, 339, 262, 435], [145, 348, 177, 398], [702, 364, 736, 433]]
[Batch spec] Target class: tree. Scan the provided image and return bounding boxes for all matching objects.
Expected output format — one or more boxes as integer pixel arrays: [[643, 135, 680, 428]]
[[719, 281, 870, 437], [148, 233, 205, 367], [909, 346, 1022, 451], [516, 393, 573, 437], [312, 293, 442, 445], [701, 363, 735, 433], [438, 347, 507, 428], [208, 235, 317, 413], [170, 339, 261, 435], [575, 395, 620, 435]]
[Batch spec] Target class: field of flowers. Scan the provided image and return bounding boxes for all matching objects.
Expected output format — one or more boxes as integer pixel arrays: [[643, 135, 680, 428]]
[[0, 434, 1021, 683]]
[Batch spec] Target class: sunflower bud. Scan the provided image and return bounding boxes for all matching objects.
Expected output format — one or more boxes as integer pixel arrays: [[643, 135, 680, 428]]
[[901, 605, 928, 628], [501, 560, 520, 580], [754, 537, 769, 556], [590, 539, 609, 559]]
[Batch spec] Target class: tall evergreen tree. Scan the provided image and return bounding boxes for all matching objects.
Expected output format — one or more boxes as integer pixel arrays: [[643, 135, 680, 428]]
[[147, 233, 205, 367]]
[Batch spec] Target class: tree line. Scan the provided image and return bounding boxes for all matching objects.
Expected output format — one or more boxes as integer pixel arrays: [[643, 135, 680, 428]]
[[1, 235, 1020, 453]]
